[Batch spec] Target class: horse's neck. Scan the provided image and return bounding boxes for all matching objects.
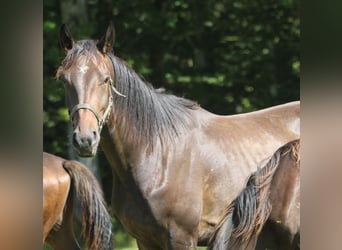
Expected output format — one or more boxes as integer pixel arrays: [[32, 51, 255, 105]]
[[100, 120, 153, 180], [101, 123, 129, 162]]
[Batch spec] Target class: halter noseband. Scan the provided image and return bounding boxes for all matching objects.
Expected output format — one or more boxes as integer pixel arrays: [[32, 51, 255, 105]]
[[69, 86, 113, 133]]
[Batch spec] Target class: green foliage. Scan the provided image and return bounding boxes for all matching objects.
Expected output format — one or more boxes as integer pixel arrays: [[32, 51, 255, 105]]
[[43, 244, 52, 250], [44, 0, 299, 247]]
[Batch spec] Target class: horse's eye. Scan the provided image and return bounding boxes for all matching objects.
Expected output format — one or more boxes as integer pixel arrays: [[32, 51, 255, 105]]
[[102, 77, 111, 85]]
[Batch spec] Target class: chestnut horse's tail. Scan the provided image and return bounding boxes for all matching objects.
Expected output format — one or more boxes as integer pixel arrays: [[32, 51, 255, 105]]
[[209, 139, 300, 250], [63, 160, 113, 250]]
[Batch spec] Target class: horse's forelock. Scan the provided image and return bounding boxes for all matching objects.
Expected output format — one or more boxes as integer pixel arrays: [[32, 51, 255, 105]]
[[57, 40, 109, 79], [60, 40, 102, 68]]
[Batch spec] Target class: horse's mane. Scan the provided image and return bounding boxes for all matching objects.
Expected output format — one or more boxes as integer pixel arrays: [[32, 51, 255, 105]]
[[107, 53, 199, 148], [209, 139, 300, 249], [283, 138, 300, 165]]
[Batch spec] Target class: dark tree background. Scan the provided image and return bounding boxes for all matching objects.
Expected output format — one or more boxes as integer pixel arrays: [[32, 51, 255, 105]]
[[44, 0, 299, 248]]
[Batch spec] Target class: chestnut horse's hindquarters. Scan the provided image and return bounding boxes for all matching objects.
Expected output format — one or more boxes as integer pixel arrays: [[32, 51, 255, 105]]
[[43, 152, 113, 250]]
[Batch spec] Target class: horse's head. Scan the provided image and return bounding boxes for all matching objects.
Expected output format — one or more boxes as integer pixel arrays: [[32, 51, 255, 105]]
[[57, 23, 117, 157]]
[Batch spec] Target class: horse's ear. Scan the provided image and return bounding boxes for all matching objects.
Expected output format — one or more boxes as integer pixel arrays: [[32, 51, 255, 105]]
[[97, 21, 115, 54], [59, 24, 74, 52]]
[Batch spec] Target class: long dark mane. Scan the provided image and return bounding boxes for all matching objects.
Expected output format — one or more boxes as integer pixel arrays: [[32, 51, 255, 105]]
[[107, 52, 199, 147]]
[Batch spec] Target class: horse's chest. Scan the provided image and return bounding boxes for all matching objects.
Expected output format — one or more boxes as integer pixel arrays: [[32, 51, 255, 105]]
[[111, 185, 166, 240]]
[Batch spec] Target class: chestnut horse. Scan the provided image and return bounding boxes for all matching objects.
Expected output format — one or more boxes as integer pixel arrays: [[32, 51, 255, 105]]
[[56, 22, 300, 249], [43, 152, 112, 249], [209, 139, 300, 249]]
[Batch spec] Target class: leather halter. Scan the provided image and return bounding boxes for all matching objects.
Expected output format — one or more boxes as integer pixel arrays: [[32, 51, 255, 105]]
[[69, 80, 113, 133]]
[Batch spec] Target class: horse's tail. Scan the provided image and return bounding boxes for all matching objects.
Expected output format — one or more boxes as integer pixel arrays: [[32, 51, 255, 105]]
[[207, 206, 235, 250], [63, 160, 113, 250], [209, 139, 299, 250]]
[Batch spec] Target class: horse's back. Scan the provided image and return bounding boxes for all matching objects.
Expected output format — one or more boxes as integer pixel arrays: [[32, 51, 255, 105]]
[[43, 152, 71, 242], [226, 101, 299, 132], [200, 100, 300, 143]]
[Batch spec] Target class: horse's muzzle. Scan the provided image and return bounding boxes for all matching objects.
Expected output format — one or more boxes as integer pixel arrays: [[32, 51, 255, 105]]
[[72, 130, 99, 157]]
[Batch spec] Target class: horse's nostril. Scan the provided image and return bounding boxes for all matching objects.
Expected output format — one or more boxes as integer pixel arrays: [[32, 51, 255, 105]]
[[91, 131, 98, 145], [72, 133, 78, 146]]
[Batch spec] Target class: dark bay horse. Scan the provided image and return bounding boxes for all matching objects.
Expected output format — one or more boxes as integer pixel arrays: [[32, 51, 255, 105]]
[[209, 139, 300, 250], [56, 22, 300, 249], [43, 152, 112, 250]]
